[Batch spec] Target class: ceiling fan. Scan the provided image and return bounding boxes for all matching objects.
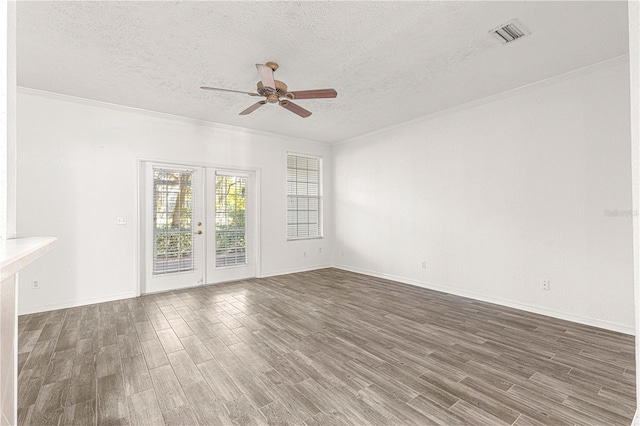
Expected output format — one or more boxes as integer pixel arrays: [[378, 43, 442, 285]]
[[200, 62, 337, 118]]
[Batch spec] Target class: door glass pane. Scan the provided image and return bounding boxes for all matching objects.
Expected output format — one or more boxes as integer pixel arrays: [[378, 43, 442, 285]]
[[215, 175, 247, 268], [153, 169, 194, 274]]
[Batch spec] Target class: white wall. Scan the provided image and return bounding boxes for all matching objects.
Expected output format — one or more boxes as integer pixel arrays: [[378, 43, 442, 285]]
[[1, 1, 17, 241], [333, 58, 634, 333], [16, 90, 332, 314], [628, 0, 640, 422], [0, 3, 6, 241]]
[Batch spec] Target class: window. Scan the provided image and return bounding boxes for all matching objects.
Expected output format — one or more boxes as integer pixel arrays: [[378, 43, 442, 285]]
[[152, 168, 194, 274], [215, 174, 247, 267], [287, 154, 322, 239]]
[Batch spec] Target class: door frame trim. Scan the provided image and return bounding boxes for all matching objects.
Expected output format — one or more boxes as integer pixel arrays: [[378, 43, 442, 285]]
[[136, 158, 262, 296]]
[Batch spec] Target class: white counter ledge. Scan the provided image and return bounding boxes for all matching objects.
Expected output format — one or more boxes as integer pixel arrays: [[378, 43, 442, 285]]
[[0, 236, 57, 425], [0, 237, 57, 281]]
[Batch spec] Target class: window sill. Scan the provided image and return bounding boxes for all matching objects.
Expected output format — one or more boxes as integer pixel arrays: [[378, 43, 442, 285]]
[[287, 237, 324, 242]]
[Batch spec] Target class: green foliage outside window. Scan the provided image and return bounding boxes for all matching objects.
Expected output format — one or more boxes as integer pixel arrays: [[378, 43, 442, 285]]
[[155, 233, 193, 258], [216, 176, 247, 263]]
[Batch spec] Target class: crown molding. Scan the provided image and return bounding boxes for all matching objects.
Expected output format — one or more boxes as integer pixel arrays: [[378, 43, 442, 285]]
[[16, 87, 328, 147], [332, 54, 630, 147], [18, 54, 630, 149]]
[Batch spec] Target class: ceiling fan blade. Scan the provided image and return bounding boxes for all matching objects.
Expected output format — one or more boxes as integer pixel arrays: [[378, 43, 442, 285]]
[[239, 100, 267, 115], [256, 64, 276, 91], [200, 87, 259, 96], [285, 89, 337, 100], [279, 100, 312, 118]]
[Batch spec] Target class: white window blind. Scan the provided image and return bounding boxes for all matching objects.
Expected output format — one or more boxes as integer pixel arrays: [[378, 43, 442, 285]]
[[287, 154, 322, 239], [215, 174, 247, 267], [152, 168, 194, 275]]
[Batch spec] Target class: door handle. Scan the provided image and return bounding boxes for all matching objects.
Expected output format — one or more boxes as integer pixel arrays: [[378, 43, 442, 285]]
[[194, 230, 203, 235]]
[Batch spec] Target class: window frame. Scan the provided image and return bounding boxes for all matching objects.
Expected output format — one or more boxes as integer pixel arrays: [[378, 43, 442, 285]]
[[286, 152, 323, 241]]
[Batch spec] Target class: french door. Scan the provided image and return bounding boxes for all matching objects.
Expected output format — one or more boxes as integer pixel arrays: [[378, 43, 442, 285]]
[[143, 163, 205, 293], [206, 170, 256, 283], [142, 162, 256, 294]]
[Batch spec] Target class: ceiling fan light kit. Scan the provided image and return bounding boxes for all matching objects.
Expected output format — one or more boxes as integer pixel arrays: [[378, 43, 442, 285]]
[[201, 62, 337, 118]]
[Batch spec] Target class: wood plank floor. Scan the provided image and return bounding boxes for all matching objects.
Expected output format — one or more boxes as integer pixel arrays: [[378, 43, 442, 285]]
[[17, 268, 636, 425]]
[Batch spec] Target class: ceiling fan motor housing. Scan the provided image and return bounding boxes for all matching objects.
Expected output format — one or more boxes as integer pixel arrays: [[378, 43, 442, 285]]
[[257, 80, 289, 102]]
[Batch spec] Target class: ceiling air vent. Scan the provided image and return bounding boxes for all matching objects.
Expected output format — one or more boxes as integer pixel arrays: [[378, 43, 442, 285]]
[[490, 19, 530, 44]]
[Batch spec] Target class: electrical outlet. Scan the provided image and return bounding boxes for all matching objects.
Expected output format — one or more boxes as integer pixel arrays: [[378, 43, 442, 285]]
[[319, 247, 322, 254], [32, 280, 40, 290], [421, 260, 427, 269], [116, 216, 127, 225], [541, 279, 550, 291]]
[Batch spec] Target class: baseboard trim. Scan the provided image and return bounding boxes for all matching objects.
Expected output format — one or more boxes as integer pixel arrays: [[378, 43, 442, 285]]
[[18, 291, 138, 316], [18, 265, 634, 336], [17, 265, 332, 315], [333, 264, 635, 336], [260, 264, 332, 279]]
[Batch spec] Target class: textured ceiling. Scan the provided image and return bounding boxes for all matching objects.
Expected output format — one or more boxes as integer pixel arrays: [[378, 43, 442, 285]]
[[17, 1, 629, 144]]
